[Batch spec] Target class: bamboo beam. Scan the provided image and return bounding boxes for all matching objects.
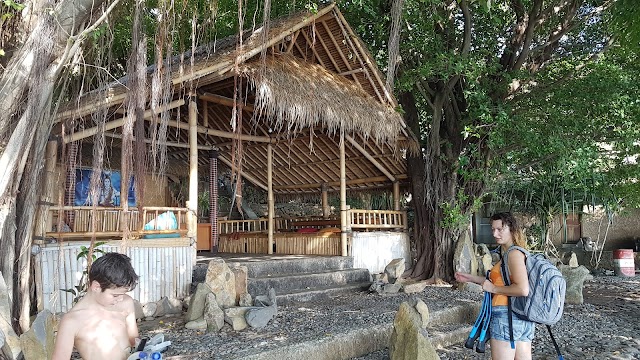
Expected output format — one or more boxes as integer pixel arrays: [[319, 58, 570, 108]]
[[345, 135, 395, 181], [200, 92, 255, 112], [188, 98, 198, 240], [267, 144, 274, 254], [339, 68, 364, 76], [340, 132, 348, 256], [103, 132, 216, 150], [299, 29, 327, 67], [64, 99, 185, 143], [332, 8, 393, 105], [273, 174, 408, 190], [393, 181, 400, 211], [322, 184, 329, 218]]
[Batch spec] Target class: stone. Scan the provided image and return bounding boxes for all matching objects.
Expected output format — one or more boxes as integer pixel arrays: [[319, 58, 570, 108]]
[[368, 281, 384, 294], [223, 307, 250, 331], [142, 302, 157, 318], [245, 305, 277, 329], [204, 293, 225, 333], [478, 254, 493, 277], [389, 299, 439, 360], [254, 288, 277, 309], [20, 310, 55, 360], [133, 299, 145, 320], [559, 265, 592, 304], [402, 280, 428, 294], [185, 318, 207, 330], [415, 299, 429, 328], [0, 273, 21, 360], [373, 273, 389, 283], [239, 293, 253, 307], [230, 265, 248, 306], [476, 243, 491, 256], [185, 283, 212, 322], [454, 230, 478, 277], [205, 258, 236, 308], [568, 253, 579, 267], [383, 282, 402, 294], [384, 258, 406, 283]]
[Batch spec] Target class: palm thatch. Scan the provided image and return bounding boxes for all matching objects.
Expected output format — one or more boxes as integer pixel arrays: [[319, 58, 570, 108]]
[[242, 55, 402, 145]]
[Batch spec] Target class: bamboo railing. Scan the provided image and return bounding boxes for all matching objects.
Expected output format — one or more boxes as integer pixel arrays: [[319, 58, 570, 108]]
[[216, 210, 406, 235], [42, 206, 189, 240]]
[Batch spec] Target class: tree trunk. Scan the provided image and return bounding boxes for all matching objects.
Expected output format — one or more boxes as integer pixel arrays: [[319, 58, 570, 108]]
[[0, 0, 110, 334]]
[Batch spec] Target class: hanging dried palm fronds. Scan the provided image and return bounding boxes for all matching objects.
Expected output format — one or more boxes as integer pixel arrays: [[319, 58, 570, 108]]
[[385, 0, 404, 94], [150, 0, 176, 181], [122, 0, 147, 247]]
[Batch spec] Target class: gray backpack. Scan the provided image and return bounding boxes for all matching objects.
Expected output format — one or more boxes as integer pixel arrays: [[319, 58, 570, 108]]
[[500, 246, 566, 325]]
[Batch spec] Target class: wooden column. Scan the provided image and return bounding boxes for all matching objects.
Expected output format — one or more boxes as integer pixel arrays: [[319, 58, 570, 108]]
[[393, 181, 401, 211], [321, 183, 329, 219], [340, 133, 348, 256], [267, 143, 274, 254], [188, 98, 198, 242]]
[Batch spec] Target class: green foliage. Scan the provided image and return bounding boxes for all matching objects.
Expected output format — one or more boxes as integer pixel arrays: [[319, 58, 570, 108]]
[[60, 243, 107, 304]]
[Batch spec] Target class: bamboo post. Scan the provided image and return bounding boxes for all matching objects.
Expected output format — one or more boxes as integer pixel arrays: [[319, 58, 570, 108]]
[[393, 181, 400, 211], [188, 98, 198, 244], [267, 143, 274, 254], [322, 184, 329, 219], [340, 133, 348, 256]]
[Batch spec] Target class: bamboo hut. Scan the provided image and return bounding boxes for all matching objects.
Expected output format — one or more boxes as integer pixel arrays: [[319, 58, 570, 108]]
[[35, 3, 418, 313]]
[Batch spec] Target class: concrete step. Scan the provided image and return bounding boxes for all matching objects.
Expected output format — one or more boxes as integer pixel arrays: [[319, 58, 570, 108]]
[[248, 268, 372, 297], [275, 282, 372, 305], [226, 255, 355, 278], [193, 255, 355, 282], [234, 302, 479, 360]]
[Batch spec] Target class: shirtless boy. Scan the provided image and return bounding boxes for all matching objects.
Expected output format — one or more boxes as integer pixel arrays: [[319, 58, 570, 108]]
[[52, 252, 140, 360]]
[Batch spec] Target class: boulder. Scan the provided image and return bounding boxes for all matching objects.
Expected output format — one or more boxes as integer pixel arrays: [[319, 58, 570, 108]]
[[401, 280, 428, 294], [203, 293, 225, 333], [185, 283, 212, 322], [389, 299, 439, 360], [454, 230, 478, 277], [223, 307, 251, 331], [230, 265, 248, 306], [205, 258, 236, 308], [559, 265, 592, 304], [245, 305, 277, 329], [185, 318, 207, 330], [384, 259, 406, 283], [19, 310, 55, 360]]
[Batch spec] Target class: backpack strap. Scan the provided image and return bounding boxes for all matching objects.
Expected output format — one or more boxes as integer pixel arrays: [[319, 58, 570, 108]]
[[499, 245, 529, 350], [498, 250, 516, 349]]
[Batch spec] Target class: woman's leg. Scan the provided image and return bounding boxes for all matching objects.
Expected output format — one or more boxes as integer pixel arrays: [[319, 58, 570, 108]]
[[490, 338, 516, 360], [514, 341, 532, 360]]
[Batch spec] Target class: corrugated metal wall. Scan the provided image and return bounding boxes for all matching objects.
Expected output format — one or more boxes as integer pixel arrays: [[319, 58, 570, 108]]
[[34, 238, 194, 313]]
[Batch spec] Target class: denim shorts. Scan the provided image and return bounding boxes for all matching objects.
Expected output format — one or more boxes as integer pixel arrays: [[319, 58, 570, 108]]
[[490, 306, 535, 342]]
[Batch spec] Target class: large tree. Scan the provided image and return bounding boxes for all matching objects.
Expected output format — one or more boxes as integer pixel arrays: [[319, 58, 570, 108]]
[[341, 0, 640, 282]]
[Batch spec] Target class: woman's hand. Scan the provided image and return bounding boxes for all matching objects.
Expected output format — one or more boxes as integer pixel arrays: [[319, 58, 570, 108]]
[[482, 279, 496, 294], [454, 272, 470, 283]]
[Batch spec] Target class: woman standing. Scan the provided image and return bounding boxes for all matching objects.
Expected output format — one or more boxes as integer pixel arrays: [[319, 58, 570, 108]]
[[455, 212, 534, 360]]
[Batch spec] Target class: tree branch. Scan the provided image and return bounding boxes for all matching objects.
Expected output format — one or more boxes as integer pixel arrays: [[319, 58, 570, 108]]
[[459, 0, 471, 55], [512, 0, 543, 70]]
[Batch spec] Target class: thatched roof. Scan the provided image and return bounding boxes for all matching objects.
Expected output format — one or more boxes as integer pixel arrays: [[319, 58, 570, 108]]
[[242, 55, 402, 145], [56, 3, 418, 195]]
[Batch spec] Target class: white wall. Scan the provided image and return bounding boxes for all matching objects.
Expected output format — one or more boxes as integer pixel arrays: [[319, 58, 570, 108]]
[[351, 232, 411, 273]]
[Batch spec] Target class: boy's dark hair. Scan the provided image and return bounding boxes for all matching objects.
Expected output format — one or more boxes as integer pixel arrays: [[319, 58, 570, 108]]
[[89, 252, 138, 292]]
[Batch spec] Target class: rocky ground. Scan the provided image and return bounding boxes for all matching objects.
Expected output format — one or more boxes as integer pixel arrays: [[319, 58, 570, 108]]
[[138, 275, 640, 360]]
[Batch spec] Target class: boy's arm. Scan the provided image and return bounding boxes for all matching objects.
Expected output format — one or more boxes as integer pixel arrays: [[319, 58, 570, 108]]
[[124, 295, 139, 346], [51, 315, 76, 360]]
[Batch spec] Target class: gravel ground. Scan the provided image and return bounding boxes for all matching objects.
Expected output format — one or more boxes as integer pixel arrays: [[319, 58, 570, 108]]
[[139, 275, 640, 360]]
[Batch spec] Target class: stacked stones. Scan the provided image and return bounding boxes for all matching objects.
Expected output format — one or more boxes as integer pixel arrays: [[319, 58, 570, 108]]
[[184, 258, 277, 332]]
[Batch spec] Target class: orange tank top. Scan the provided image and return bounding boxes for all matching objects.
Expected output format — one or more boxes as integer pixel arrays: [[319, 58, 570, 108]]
[[489, 262, 509, 306]]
